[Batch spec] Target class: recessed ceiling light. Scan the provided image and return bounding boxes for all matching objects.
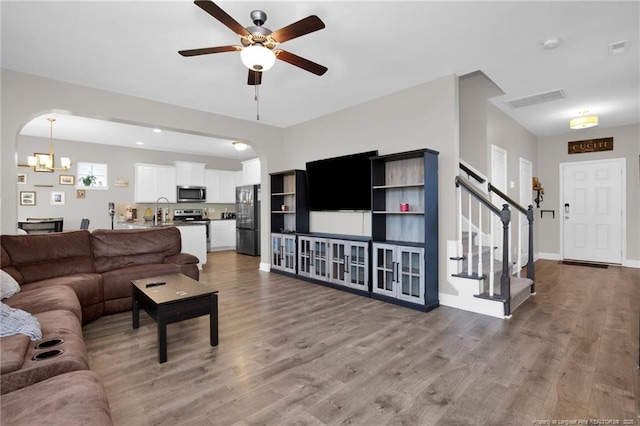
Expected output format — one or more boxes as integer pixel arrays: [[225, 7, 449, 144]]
[[152, 128, 162, 133], [136, 141, 144, 145]]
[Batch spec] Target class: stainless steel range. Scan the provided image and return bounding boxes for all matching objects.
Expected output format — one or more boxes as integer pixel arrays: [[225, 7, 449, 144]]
[[173, 209, 211, 251]]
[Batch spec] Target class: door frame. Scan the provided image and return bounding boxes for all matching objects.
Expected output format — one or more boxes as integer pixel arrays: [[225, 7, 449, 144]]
[[559, 157, 626, 264]]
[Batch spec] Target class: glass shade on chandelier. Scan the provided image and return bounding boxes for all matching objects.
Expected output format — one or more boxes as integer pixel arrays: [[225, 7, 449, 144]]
[[27, 118, 71, 171], [240, 44, 276, 72]]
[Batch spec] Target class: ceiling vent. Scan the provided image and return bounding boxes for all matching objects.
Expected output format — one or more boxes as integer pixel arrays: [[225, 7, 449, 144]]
[[504, 89, 566, 109], [608, 40, 628, 56]]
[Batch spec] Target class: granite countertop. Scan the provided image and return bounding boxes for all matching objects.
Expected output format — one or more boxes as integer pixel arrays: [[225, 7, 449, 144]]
[[117, 221, 206, 228]]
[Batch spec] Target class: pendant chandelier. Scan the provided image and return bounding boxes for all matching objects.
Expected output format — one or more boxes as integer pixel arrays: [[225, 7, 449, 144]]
[[27, 118, 71, 171]]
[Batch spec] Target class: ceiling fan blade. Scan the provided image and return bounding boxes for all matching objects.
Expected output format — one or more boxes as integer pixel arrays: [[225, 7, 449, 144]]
[[178, 45, 240, 57], [194, 0, 251, 37], [276, 50, 327, 76], [270, 15, 325, 43], [248, 70, 263, 86]]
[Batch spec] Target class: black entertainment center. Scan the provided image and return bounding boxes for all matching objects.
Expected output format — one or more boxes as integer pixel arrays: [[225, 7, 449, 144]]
[[270, 148, 439, 313]]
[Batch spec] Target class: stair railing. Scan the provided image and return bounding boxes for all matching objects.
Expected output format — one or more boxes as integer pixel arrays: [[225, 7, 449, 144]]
[[487, 183, 535, 291], [455, 176, 512, 316]]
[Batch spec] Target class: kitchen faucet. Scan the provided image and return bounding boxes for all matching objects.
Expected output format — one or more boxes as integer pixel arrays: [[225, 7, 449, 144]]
[[155, 197, 170, 226]]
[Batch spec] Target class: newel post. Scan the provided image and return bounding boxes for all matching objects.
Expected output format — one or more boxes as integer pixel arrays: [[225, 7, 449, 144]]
[[526, 205, 535, 291], [500, 204, 511, 317]]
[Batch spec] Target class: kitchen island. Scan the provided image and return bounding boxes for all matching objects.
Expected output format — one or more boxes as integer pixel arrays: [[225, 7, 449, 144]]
[[116, 221, 207, 270]]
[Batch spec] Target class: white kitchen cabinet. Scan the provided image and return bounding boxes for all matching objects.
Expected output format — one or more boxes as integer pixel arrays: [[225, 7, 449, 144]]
[[219, 170, 238, 203], [134, 163, 176, 203], [205, 169, 240, 203], [174, 161, 206, 186], [209, 220, 236, 251], [241, 158, 261, 185], [372, 243, 424, 304]]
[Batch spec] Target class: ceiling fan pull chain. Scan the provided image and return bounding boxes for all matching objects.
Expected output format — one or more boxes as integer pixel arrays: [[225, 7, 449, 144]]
[[255, 83, 260, 121]]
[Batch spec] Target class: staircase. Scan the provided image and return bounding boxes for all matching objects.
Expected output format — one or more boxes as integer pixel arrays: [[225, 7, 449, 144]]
[[442, 173, 535, 319]]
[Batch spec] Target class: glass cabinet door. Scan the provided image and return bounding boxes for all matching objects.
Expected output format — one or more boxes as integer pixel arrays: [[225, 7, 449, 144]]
[[272, 234, 283, 268], [347, 242, 368, 290], [313, 239, 329, 279], [298, 237, 312, 277], [283, 236, 297, 272], [330, 241, 346, 283], [372, 243, 396, 297], [398, 246, 424, 303], [271, 234, 297, 273]]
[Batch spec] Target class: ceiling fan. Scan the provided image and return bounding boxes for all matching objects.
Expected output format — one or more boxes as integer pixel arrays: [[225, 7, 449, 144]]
[[179, 0, 328, 86]]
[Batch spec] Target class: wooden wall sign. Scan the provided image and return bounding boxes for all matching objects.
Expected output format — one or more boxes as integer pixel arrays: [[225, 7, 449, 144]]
[[568, 137, 613, 154]]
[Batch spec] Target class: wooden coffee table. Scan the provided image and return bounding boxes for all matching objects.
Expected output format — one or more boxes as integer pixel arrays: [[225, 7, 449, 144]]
[[131, 273, 218, 363]]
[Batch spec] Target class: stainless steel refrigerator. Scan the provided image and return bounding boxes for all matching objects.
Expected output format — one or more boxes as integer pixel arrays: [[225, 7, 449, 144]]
[[236, 185, 260, 256]]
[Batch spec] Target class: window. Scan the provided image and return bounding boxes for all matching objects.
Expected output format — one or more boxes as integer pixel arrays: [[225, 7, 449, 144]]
[[77, 162, 108, 189]]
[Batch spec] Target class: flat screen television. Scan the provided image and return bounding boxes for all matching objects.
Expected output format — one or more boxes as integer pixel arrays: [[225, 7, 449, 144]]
[[306, 150, 378, 211]]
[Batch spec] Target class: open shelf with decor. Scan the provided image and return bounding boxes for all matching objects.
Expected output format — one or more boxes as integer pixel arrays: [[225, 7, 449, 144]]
[[370, 149, 439, 311], [270, 170, 309, 275]]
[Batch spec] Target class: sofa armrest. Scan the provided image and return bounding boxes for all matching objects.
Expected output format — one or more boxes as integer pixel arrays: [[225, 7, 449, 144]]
[[0, 334, 29, 374], [164, 253, 199, 266]]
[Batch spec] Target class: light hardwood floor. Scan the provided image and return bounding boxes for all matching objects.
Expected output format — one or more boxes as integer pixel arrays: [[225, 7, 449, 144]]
[[83, 253, 640, 426]]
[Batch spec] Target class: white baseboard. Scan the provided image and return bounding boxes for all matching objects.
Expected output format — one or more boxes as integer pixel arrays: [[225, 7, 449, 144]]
[[439, 292, 506, 319], [623, 259, 640, 269], [538, 252, 560, 261], [259, 262, 271, 272]]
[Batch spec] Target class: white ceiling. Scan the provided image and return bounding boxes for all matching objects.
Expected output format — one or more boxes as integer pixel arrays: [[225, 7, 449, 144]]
[[3, 1, 639, 157]]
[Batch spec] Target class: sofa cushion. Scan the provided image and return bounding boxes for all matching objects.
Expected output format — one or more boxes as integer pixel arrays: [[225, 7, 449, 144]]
[[1, 231, 95, 284], [100, 263, 183, 302], [19, 274, 104, 323], [91, 227, 182, 273], [1, 309, 89, 394], [0, 269, 21, 299], [4, 285, 82, 322], [0, 370, 113, 426], [0, 334, 30, 374]]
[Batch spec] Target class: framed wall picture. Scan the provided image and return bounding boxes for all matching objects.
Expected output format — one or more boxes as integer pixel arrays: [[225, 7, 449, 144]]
[[20, 191, 36, 206], [50, 191, 65, 206], [17, 173, 27, 184], [59, 175, 75, 185], [77, 189, 86, 199], [33, 153, 54, 172]]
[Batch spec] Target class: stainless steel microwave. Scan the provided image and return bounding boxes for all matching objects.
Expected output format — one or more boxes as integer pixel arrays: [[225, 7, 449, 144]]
[[176, 186, 206, 203]]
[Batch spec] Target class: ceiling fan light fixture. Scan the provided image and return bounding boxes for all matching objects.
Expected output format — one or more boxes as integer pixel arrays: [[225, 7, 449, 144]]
[[240, 44, 276, 72], [569, 110, 599, 129], [233, 141, 249, 151]]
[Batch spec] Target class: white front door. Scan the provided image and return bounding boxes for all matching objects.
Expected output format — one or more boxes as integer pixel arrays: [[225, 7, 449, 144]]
[[561, 158, 624, 264]]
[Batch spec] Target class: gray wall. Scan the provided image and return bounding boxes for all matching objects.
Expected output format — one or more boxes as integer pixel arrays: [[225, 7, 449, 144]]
[[458, 71, 539, 259], [459, 71, 504, 176], [283, 75, 460, 295], [1, 69, 285, 267], [537, 123, 640, 264], [16, 135, 240, 230]]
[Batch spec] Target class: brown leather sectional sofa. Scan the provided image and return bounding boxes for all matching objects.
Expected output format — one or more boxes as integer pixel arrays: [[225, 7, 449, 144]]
[[0, 227, 200, 425]]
